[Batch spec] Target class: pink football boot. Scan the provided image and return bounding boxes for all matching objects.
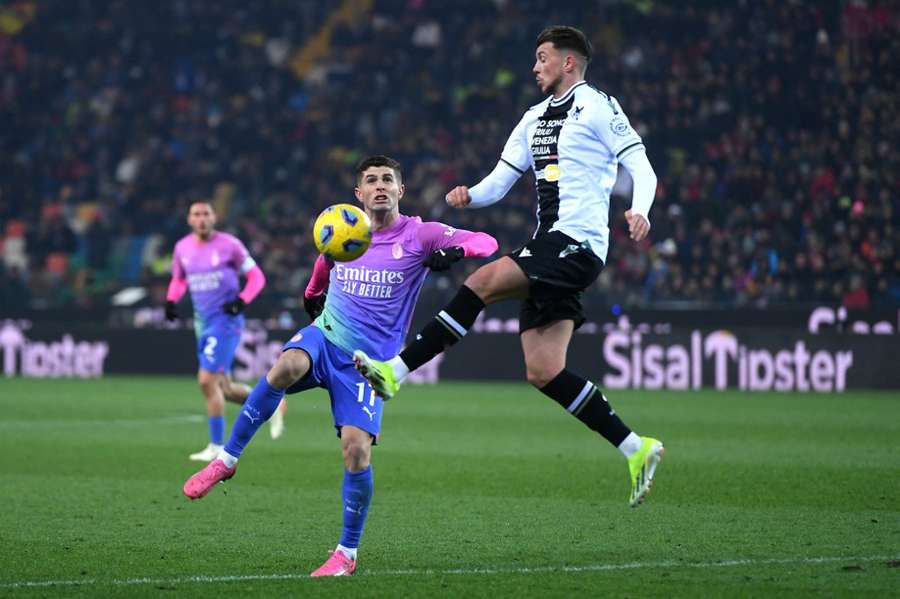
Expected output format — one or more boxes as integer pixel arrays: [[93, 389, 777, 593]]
[[310, 550, 357, 577], [182, 459, 236, 499]]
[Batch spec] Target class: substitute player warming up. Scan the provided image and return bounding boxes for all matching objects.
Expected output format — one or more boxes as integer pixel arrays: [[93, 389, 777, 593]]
[[354, 27, 664, 507]]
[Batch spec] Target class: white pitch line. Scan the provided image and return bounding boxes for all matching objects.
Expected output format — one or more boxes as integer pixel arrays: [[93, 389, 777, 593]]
[[1, 555, 895, 589]]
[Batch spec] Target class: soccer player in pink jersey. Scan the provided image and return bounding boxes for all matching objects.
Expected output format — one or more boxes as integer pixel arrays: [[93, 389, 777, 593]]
[[165, 202, 283, 461], [183, 156, 498, 576]]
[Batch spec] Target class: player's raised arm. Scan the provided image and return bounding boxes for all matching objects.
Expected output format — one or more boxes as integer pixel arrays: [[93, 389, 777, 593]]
[[303, 254, 333, 320], [418, 222, 499, 272]]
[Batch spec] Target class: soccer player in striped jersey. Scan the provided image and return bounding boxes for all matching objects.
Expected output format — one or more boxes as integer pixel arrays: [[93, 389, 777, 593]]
[[165, 202, 283, 461], [182, 155, 498, 576], [354, 26, 664, 507]]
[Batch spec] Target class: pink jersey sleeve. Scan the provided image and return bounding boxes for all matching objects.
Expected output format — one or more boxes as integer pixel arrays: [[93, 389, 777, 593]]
[[239, 265, 266, 304], [167, 245, 188, 302], [229, 235, 253, 272], [304, 254, 332, 298], [171, 244, 185, 279], [417, 221, 498, 258], [166, 277, 188, 302]]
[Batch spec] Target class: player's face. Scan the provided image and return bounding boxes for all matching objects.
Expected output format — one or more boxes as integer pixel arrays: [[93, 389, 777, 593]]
[[187, 203, 216, 239], [533, 42, 566, 95], [355, 166, 404, 215]]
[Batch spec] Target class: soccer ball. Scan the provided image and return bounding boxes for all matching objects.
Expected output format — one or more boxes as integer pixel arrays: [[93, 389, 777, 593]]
[[313, 203, 372, 262]]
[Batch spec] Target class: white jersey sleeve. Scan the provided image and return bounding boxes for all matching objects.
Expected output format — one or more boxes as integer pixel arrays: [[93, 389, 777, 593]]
[[619, 148, 657, 222], [499, 111, 531, 174], [591, 95, 645, 161]]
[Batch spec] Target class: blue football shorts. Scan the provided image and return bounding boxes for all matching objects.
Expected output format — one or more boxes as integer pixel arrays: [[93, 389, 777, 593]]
[[196, 319, 243, 374], [282, 325, 384, 441]]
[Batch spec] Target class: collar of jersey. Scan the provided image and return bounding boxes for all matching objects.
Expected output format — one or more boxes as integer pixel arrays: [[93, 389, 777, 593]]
[[549, 81, 586, 107], [372, 213, 409, 237]]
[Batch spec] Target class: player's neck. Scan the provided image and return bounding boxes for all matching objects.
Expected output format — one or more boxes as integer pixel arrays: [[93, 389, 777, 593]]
[[552, 76, 585, 99], [369, 210, 399, 232], [192, 230, 216, 243]]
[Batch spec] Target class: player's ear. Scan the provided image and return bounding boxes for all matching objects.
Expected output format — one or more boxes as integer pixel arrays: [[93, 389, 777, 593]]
[[354, 186, 363, 202], [397, 183, 405, 200]]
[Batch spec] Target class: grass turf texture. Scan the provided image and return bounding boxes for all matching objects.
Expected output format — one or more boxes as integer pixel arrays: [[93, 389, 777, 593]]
[[0, 377, 897, 597]]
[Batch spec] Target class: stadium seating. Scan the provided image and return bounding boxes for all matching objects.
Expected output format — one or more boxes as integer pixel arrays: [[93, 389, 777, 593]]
[[1, 1, 897, 314]]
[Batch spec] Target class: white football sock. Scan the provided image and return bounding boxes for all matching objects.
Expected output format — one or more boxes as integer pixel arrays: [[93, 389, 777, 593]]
[[217, 450, 239, 468], [388, 356, 410, 382], [336, 544, 357, 560], [618, 432, 642, 458]]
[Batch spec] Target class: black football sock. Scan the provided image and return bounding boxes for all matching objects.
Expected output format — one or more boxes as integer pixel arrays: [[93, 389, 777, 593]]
[[399, 285, 485, 371], [540, 370, 631, 447]]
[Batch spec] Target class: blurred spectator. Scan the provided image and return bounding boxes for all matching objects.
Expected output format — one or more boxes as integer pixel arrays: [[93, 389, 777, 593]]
[[1, 0, 897, 315]]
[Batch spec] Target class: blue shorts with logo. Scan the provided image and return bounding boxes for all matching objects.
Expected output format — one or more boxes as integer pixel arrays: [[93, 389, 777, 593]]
[[283, 325, 384, 440], [196, 317, 243, 374]]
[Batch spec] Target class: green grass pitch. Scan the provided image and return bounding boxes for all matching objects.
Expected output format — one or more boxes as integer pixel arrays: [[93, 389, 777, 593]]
[[0, 377, 897, 597]]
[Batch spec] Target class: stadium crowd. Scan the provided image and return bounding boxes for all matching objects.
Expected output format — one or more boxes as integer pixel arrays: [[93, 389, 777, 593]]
[[1, 0, 897, 315]]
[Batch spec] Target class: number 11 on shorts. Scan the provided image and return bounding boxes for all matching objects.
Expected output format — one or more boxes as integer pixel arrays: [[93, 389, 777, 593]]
[[356, 382, 376, 407]]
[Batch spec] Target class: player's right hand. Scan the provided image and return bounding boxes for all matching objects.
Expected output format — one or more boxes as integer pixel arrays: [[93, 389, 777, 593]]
[[625, 210, 651, 242], [303, 293, 326, 321], [164, 301, 178, 321], [445, 186, 471, 208]]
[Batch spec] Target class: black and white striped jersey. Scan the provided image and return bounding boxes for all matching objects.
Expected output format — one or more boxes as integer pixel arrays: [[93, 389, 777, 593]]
[[491, 81, 645, 262]]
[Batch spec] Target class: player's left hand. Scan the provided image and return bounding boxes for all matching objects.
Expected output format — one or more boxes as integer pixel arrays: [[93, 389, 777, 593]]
[[625, 210, 650, 242], [423, 246, 465, 272], [223, 298, 246, 315]]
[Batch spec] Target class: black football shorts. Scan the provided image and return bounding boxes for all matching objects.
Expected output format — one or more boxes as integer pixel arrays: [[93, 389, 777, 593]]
[[508, 230, 604, 333]]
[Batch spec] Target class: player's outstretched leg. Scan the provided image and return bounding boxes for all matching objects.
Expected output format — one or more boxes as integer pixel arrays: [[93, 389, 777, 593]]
[[628, 437, 664, 507], [182, 375, 286, 499], [352, 351, 399, 400]]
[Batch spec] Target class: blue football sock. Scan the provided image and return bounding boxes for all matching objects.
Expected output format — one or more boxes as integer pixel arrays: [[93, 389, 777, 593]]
[[223, 377, 285, 459], [209, 415, 225, 445], [339, 466, 374, 549]]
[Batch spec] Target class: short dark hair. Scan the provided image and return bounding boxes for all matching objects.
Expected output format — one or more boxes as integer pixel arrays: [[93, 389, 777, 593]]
[[356, 155, 402, 183], [535, 25, 592, 64]]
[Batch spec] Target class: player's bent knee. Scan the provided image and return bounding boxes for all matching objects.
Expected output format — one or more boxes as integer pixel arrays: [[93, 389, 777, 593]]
[[268, 349, 309, 388], [463, 268, 492, 299], [464, 258, 526, 304]]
